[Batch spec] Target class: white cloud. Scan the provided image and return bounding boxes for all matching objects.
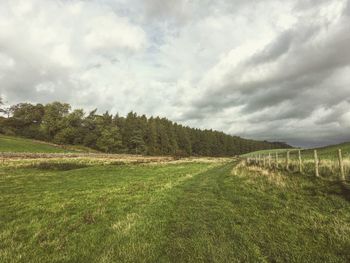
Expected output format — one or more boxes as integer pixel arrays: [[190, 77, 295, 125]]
[[0, 0, 147, 107], [84, 14, 147, 53]]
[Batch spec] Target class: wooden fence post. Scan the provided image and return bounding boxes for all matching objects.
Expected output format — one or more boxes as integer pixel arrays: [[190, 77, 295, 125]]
[[263, 155, 266, 168], [286, 151, 290, 171], [275, 152, 279, 168], [314, 150, 319, 177], [298, 150, 303, 173], [259, 154, 261, 166], [338, 149, 345, 181], [268, 153, 271, 168]]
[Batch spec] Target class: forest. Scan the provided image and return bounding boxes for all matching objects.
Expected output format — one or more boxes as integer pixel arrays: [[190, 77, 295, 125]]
[[0, 99, 290, 156]]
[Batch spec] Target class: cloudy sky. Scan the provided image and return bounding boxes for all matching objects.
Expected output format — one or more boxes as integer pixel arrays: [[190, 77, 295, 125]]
[[0, 0, 349, 147]]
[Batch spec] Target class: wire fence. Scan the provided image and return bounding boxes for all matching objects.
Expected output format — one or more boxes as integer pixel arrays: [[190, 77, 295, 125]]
[[245, 149, 350, 182]]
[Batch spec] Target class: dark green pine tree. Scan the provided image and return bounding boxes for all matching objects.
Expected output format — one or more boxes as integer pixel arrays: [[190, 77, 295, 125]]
[[145, 117, 158, 155], [129, 129, 146, 154], [175, 125, 192, 156], [96, 126, 123, 153], [155, 118, 171, 154], [122, 112, 136, 150], [165, 119, 178, 155]]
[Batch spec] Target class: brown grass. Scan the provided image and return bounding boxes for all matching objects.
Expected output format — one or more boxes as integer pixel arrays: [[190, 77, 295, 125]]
[[0, 153, 232, 169], [232, 161, 287, 188]]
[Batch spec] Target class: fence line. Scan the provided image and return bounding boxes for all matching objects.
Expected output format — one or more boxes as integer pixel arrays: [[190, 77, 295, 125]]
[[298, 150, 302, 173], [245, 148, 349, 183], [338, 149, 345, 181]]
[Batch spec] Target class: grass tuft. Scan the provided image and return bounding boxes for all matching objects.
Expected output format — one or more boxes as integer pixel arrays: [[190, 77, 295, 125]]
[[25, 162, 89, 171]]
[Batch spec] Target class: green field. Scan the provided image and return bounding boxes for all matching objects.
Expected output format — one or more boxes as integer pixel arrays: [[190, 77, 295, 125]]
[[0, 135, 98, 153], [0, 135, 69, 153], [241, 142, 350, 180], [302, 142, 350, 160], [1, 159, 349, 262]]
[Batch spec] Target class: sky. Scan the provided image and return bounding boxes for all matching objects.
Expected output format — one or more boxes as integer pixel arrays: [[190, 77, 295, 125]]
[[0, 0, 349, 147]]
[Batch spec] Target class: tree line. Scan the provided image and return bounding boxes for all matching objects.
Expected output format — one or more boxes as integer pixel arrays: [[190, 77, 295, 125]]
[[0, 100, 291, 156]]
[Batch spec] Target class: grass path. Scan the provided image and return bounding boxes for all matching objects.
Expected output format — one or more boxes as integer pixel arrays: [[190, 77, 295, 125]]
[[156, 163, 260, 262], [1, 161, 350, 262]]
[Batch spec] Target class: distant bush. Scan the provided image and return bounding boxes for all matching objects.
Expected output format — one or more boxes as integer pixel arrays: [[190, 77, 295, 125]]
[[26, 162, 88, 171]]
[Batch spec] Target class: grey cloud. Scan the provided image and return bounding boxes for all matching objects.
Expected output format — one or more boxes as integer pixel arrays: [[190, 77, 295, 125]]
[[140, 0, 264, 25], [344, 0, 350, 16], [142, 0, 190, 23], [293, 0, 331, 11], [241, 127, 350, 148], [0, 48, 73, 104], [239, 70, 335, 116], [186, 18, 350, 115], [233, 112, 350, 148], [248, 31, 293, 65], [315, 102, 350, 125], [247, 26, 320, 66], [181, 1, 350, 146]]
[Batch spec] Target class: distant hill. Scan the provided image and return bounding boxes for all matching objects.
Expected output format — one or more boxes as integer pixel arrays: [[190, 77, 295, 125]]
[[302, 141, 350, 160], [242, 141, 350, 160]]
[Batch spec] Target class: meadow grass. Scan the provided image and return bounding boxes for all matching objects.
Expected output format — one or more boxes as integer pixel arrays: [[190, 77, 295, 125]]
[[1, 160, 350, 262], [242, 142, 350, 160], [0, 135, 102, 154], [242, 142, 350, 180], [241, 148, 297, 157], [0, 135, 70, 153]]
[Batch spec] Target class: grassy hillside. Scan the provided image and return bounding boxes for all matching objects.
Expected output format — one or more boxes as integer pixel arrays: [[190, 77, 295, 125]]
[[0, 135, 97, 153], [302, 142, 350, 160], [241, 142, 350, 182], [241, 148, 295, 157], [0, 135, 69, 153], [1, 160, 349, 262], [242, 141, 350, 159]]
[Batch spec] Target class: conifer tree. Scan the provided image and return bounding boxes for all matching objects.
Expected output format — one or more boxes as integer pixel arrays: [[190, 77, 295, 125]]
[[0, 101, 291, 156], [145, 118, 158, 155], [96, 127, 122, 153]]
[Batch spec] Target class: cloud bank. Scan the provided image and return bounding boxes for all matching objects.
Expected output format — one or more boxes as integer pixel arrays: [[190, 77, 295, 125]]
[[0, 0, 349, 147]]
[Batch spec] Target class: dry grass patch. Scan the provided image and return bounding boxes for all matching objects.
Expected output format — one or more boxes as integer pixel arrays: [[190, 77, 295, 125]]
[[232, 161, 287, 188], [112, 213, 140, 234], [0, 154, 232, 170]]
